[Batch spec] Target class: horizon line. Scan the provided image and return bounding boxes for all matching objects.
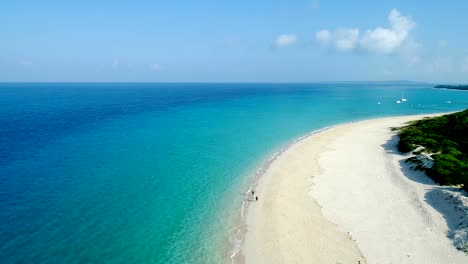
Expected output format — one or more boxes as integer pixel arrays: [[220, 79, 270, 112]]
[[0, 80, 438, 85]]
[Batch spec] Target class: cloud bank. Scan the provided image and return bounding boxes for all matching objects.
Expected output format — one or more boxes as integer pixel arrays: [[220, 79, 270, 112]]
[[316, 9, 415, 54], [276, 34, 297, 47]]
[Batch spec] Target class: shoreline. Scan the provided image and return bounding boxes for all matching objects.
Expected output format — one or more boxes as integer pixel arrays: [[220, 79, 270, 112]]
[[237, 112, 468, 263], [228, 125, 342, 263]]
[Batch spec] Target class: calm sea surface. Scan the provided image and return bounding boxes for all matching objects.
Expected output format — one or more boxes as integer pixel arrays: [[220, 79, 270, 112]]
[[1, 83, 467, 263]]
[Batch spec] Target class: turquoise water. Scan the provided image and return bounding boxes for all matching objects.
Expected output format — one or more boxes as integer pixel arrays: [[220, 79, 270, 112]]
[[1, 83, 467, 263]]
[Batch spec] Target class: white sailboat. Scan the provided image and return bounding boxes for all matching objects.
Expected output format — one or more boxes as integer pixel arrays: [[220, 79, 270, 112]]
[[395, 91, 406, 104], [400, 90, 407, 102]]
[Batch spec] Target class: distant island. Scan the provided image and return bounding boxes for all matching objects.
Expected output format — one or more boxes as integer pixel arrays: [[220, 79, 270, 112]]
[[396, 110, 468, 191], [434, 85, 468, 90]]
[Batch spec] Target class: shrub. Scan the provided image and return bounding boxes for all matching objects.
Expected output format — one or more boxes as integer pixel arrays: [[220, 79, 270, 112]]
[[397, 109, 468, 190]]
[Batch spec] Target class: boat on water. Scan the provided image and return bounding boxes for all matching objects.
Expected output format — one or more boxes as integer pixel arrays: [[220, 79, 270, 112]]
[[399, 90, 407, 102], [395, 96, 406, 103]]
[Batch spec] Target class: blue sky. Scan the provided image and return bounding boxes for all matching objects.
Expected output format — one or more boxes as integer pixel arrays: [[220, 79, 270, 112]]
[[1, 0, 468, 82]]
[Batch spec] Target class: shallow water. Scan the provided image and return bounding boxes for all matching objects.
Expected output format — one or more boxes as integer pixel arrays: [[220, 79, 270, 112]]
[[0, 83, 467, 263]]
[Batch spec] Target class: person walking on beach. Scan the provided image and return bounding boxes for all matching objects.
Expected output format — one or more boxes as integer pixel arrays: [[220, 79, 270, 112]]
[[255, 196, 258, 201], [251, 190, 255, 196]]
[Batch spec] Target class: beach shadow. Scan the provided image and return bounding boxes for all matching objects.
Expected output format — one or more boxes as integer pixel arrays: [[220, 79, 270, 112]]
[[381, 134, 401, 154], [382, 133, 468, 251], [381, 134, 434, 185], [397, 157, 436, 185], [425, 187, 468, 250], [425, 187, 465, 231]]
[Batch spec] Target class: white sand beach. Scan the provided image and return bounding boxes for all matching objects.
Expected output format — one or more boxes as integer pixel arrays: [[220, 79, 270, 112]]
[[241, 114, 468, 264]]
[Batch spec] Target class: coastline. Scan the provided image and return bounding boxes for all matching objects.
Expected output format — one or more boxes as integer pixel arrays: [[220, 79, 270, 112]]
[[228, 125, 340, 263], [238, 113, 468, 263]]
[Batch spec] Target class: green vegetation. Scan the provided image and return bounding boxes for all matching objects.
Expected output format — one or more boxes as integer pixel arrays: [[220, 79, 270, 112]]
[[397, 110, 468, 191], [434, 84, 468, 90]]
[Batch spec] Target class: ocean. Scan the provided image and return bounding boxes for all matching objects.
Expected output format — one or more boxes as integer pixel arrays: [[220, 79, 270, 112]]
[[1, 83, 467, 263]]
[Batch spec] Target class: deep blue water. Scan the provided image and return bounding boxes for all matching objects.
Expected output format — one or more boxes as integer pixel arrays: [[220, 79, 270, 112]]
[[0, 83, 467, 263]]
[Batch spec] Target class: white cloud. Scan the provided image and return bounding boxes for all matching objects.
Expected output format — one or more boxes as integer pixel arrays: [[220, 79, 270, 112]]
[[360, 9, 415, 54], [150, 63, 161, 72], [315, 28, 359, 51], [316, 9, 416, 54], [276, 34, 297, 47], [315, 30, 331, 44], [334, 28, 360, 51]]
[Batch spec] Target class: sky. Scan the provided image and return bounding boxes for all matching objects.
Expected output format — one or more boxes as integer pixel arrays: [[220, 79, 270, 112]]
[[1, 0, 468, 83]]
